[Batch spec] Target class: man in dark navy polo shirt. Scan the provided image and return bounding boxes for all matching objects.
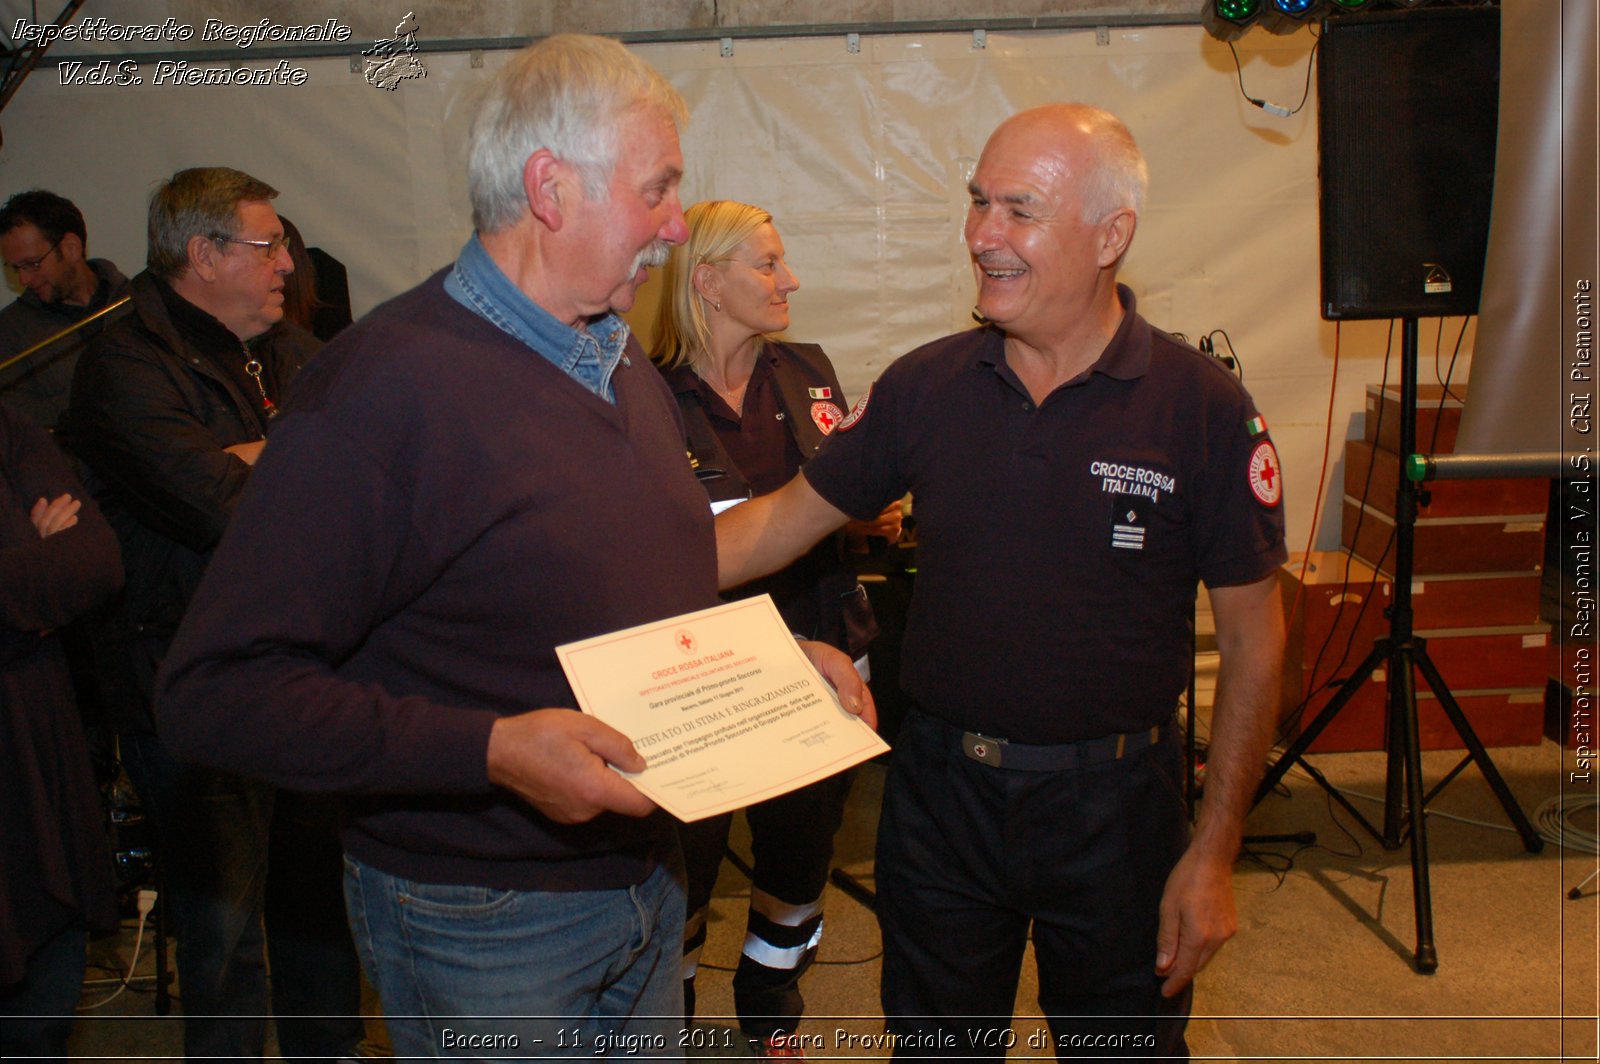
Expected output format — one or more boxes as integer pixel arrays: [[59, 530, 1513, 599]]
[[717, 103, 1286, 1059]]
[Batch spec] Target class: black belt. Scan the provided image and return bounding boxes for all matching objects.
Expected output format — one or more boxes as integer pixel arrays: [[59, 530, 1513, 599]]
[[958, 719, 1173, 772]]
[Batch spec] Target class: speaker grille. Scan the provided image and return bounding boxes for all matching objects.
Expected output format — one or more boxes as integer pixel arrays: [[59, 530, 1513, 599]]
[[1318, 7, 1501, 320]]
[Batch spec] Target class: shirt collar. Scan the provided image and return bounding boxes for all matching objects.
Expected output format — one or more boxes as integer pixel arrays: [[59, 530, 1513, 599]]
[[973, 283, 1151, 384], [1092, 284, 1150, 381], [444, 233, 630, 402]]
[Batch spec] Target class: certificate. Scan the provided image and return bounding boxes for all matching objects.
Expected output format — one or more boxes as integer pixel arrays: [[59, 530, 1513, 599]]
[[556, 595, 888, 822]]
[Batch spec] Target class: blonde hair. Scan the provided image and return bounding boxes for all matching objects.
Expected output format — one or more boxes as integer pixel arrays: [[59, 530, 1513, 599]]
[[648, 199, 772, 372]]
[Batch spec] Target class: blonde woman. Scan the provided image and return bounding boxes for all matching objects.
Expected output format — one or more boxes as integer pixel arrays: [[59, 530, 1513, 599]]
[[651, 200, 898, 1056]]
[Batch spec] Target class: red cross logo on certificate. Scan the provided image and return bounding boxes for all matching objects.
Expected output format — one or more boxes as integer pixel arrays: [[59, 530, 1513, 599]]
[[1248, 441, 1282, 507], [676, 629, 698, 655]]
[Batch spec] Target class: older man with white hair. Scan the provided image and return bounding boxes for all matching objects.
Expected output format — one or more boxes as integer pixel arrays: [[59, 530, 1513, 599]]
[[156, 34, 870, 1058], [717, 103, 1287, 1061]]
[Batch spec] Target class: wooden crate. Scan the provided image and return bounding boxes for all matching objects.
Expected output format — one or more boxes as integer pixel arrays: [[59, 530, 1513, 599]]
[[1344, 437, 1548, 519], [1405, 570, 1543, 628], [1342, 497, 1545, 575], [1414, 624, 1552, 690], [1278, 552, 1390, 723], [1278, 553, 1549, 752], [1295, 684, 1546, 753], [1365, 382, 1465, 455]]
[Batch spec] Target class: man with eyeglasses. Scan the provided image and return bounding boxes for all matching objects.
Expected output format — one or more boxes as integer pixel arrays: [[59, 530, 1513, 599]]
[[63, 167, 360, 1063], [0, 190, 132, 430]]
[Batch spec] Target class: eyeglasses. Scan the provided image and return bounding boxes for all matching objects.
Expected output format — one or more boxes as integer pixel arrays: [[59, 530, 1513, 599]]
[[4, 237, 63, 274], [212, 234, 291, 258]]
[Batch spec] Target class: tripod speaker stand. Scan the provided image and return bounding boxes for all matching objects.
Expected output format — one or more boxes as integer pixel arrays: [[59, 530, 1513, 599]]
[[1253, 318, 1543, 972]]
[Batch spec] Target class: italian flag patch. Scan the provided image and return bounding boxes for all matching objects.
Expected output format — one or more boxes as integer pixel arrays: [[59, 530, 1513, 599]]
[[1245, 415, 1269, 438]]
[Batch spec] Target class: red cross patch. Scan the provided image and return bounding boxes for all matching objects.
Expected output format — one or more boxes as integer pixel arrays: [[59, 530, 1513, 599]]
[[811, 401, 845, 435], [837, 387, 871, 432], [1247, 441, 1282, 507]]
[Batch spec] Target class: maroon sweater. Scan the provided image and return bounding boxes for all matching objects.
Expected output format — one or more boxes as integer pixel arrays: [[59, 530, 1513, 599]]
[[156, 272, 716, 891]]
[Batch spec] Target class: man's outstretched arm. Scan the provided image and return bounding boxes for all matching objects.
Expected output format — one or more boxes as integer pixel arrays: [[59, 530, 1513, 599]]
[[715, 471, 851, 591]]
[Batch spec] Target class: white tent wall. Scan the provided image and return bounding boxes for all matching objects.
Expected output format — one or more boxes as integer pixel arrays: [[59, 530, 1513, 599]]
[[0, 19, 1465, 553]]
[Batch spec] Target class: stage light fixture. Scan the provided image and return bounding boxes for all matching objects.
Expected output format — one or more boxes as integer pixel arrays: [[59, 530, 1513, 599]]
[[1202, 0, 1263, 41], [1260, 0, 1324, 34], [1204, 0, 1495, 42]]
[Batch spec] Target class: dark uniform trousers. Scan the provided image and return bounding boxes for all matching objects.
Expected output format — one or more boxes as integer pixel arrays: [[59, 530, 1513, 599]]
[[680, 768, 855, 1039], [672, 342, 869, 1042], [877, 709, 1192, 1061]]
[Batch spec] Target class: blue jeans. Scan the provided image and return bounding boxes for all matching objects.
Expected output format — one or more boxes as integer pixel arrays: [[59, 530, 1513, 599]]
[[344, 854, 685, 1060]]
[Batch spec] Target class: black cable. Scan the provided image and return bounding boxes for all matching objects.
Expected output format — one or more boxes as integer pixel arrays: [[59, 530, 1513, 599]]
[[1432, 318, 1447, 393], [1241, 774, 1366, 882], [1278, 321, 1395, 743], [1205, 329, 1243, 380], [1227, 28, 1321, 118], [1436, 316, 1471, 412], [1317, 783, 1366, 860]]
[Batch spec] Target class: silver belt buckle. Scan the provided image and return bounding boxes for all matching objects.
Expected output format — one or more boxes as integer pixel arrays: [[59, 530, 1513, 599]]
[[962, 731, 1004, 767]]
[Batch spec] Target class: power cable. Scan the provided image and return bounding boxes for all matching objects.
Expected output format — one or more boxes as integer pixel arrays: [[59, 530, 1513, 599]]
[[1227, 28, 1320, 118]]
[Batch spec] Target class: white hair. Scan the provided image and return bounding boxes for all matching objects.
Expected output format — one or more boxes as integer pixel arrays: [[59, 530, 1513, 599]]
[[1071, 105, 1149, 222], [467, 34, 687, 234]]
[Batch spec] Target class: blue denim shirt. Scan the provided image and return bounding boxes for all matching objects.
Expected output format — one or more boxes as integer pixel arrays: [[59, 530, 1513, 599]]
[[443, 234, 629, 403]]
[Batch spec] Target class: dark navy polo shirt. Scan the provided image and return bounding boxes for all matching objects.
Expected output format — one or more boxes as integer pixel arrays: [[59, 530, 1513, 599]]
[[804, 286, 1287, 743]]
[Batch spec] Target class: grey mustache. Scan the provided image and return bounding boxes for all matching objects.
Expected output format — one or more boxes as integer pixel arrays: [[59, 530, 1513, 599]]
[[634, 240, 672, 270]]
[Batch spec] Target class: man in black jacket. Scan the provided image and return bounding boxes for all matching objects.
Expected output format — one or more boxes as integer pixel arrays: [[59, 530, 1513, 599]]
[[64, 168, 359, 1063]]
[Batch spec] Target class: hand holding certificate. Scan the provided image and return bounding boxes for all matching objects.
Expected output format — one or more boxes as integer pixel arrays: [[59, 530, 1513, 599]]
[[556, 595, 887, 822]]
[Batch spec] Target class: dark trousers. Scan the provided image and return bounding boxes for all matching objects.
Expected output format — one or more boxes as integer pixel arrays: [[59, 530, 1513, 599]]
[[266, 792, 365, 1061], [680, 768, 855, 1040], [122, 732, 362, 1063], [0, 925, 86, 1061], [876, 710, 1192, 1062]]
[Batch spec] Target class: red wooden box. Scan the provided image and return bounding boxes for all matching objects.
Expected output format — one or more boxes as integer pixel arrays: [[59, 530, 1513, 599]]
[[1342, 497, 1545, 575], [1365, 382, 1465, 455], [1278, 552, 1390, 724], [1278, 554, 1550, 752], [1344, 437, 1549, 519], [1413, 623, 1551, 690], [1296, 684, 1545, 753]]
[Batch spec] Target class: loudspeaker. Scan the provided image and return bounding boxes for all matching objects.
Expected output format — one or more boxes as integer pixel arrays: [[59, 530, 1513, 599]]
[[1318, 7, 1501, 321]]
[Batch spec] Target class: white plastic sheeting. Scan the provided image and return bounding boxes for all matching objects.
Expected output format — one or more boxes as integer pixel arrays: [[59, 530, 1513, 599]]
[[1458, 0, 1596, 457], [0, 23, 1460, 549]]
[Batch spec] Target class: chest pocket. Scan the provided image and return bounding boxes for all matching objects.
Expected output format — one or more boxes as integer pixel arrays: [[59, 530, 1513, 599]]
[[1096, 464, 1186, 558]]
